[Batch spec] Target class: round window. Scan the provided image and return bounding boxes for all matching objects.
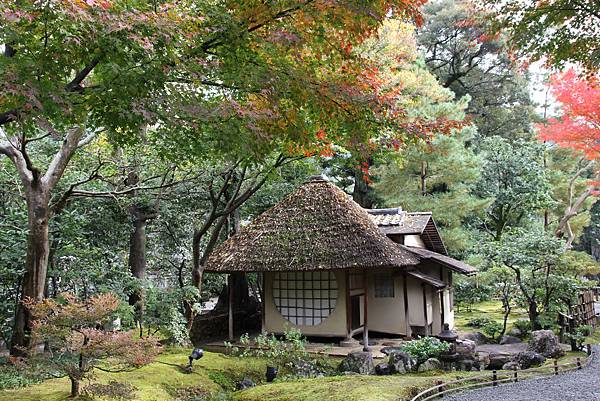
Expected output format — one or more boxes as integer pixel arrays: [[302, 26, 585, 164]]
[[272, 271, 338, 326]]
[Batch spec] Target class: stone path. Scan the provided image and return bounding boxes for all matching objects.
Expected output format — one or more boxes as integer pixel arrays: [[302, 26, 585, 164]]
[[446, 346, 599, 401]]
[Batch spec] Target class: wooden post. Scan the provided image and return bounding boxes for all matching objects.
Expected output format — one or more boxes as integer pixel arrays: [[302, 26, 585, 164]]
[[403, 272, 410, 338], [436, 380, 444, 398], [261, 272, 266, 334], [587, 344, 592, 356], [553, 359, 558, 375], [228, 273, 234, 341], [513, 370, 518, 383], [577, 357, 581, 370], [492, 370, 497, 386], [363, 269, 370, 352], [439, 267, 445, 328], [345, 269, 352, 339], [422, 284, 429, 336]]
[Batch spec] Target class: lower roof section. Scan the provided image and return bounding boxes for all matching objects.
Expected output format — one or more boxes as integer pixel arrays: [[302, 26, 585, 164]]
[[401, 245, 477, 276]]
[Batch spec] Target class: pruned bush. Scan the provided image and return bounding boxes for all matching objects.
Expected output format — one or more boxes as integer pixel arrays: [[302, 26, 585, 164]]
[[467, 316, 495, 328], [401, 337, 450, 364], [512, 319, 532, 336], [225, 327, 333, 378], [481, 320, 503, 341]]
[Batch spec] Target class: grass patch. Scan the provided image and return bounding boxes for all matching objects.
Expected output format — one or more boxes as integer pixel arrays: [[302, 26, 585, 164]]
[[454, 300, 528, 334]]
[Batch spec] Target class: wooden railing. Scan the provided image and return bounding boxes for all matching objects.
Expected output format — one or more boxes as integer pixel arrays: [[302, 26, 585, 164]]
[[408, 346, 595, 401]]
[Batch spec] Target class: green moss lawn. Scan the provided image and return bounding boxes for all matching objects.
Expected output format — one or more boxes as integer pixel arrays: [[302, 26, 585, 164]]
[[0, 348, 267, 401], [0, 348, 482, 401], [2, 301, 597, 401], [454, 300, 528, 333]]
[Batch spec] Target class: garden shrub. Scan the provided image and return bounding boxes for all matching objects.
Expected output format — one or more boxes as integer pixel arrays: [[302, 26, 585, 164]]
[[401, 337, 450, 364], [0, 356, 61, 390], [467, 316, 495, 328], [512, 319, 531, 335], [225, 327, 333, 377], [480, 320, 503, 340], [226, 327, 308, 367], [566, 324, 593, 350]]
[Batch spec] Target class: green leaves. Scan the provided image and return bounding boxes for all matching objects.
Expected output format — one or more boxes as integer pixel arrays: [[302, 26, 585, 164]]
[[476, 137, 552, 239]]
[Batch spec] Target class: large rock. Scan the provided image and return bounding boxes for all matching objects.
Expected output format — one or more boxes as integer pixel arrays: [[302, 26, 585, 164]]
[[488, 352, 512, 370], [418, 358, 442, 372], [508, 327, 523, 338], [237, 378, 256, 390], [513, 351, 546, 369], [460, 332, 489, 345], [474, 352, 490, 370], [375, 362, 391, 375], [339, 352, 374, 375], [388, 350, 416, 374], [293, 360, 325, 378], [528, 330, 565, 358], [500, 335, 522, 345], [456, 339, 477, 359], [380, 346, 403, 356], [502, 361, 520, 371], [456, 359, 474, 371]]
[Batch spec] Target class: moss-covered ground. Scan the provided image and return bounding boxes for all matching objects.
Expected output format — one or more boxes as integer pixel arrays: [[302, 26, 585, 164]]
[[454, 300, 528, 333], [584, 326, 600, 345], [2, 301, 597, 401], [0, 348, 267, 401]]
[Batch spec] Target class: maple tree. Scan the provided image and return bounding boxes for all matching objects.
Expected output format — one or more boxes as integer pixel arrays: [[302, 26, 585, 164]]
[[23, 293, 160, 397], [0, 0, 440, 354], [538, 69, 600, 247], [489, 0, 600, 72], [0, 0, 206, 354]]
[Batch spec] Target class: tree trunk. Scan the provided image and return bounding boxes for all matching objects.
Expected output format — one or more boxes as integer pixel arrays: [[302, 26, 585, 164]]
[[11, 188, 50, 355], [4, 127, 86, 355], [70, 378, 80, 398], [353, 164, 374, 208], [420, 161, 427, 196], [528, 301, 541, 330], [128, 210, 147, 332]]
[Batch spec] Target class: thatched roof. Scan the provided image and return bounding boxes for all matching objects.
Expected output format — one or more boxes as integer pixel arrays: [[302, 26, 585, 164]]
[[205, 176, 420, 272], [367, 207, 447, 255]]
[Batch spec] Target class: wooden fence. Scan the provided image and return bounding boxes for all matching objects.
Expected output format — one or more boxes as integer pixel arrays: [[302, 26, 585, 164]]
[[408, 346, 594, 401], [558, 288, 600, 348]]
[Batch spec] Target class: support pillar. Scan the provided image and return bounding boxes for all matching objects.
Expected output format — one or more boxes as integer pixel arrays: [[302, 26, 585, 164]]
[[403, 272, 411, 338], [363, 269, 370, 352], [228, 273, 234, 341]]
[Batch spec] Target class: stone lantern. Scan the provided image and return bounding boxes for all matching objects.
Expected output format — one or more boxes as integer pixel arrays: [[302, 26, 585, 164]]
[[436, 323, 459, 370]]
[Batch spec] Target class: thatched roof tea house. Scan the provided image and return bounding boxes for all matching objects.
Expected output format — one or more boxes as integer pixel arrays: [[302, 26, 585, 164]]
[[206, 176, 475, 346]]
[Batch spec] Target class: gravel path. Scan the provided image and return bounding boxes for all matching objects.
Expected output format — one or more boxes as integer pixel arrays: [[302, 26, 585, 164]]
[[446, 346, 599, 401]]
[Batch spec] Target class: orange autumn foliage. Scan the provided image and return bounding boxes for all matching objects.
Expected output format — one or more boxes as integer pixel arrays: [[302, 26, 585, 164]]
[[538, 70, 600, 161]]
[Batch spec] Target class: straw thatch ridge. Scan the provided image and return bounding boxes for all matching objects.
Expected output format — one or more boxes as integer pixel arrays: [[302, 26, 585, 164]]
[[205, 178, 420, 272]]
